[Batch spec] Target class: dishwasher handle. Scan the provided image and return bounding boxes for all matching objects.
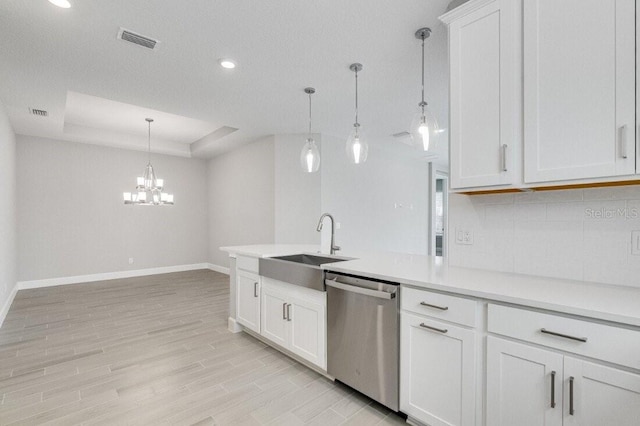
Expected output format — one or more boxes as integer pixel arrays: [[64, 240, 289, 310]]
[[325, 278, 396, 300]]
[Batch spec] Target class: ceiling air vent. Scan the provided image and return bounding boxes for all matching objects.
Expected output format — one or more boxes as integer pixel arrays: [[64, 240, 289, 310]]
[[117, 28, 158, 50], [29, 108, 48, 117]]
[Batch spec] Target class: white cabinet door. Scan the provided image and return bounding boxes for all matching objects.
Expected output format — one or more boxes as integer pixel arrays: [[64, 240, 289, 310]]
[[288, 295, 326, 370], [486, 336, 563, 426], [400, 313, 476, 426], [563, 357, 640, 426], [524, 0, 635, 183], [447, 0, 520, 189], [236, 271, 260, 333], [260, 286, 288, 348]]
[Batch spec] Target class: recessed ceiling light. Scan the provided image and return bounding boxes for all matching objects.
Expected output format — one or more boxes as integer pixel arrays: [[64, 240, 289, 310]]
[[219, 59, 236, 69], [48, 0, 71, 8]]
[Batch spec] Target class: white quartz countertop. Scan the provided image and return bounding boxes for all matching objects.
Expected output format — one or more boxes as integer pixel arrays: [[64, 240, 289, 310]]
[[220, 244, 321, 258], [220, 245, 640, 327]]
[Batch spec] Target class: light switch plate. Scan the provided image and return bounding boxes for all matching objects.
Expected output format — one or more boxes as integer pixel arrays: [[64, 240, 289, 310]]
[[632, 231, 640, 255], [455, 229, 473, 245]]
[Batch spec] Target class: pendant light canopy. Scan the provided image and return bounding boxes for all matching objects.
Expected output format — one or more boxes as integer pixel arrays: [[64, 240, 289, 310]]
[[346, 63, 368, 165], [123, 118, 174, 205], [411, 27, 439, 151], [301, 87, 320, 173]]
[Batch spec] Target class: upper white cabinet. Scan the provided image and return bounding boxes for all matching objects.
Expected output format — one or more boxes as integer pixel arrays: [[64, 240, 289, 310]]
[[523, 0, 636, 183], [443, 0, 521, 189], [441, 0, 639, 191]]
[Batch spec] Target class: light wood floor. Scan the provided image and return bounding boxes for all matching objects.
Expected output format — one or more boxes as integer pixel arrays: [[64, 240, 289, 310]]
[[0, 270, 406, 425]]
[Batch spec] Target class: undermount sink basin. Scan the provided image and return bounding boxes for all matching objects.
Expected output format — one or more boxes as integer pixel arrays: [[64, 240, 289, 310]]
[[259, 253, 352, 291]]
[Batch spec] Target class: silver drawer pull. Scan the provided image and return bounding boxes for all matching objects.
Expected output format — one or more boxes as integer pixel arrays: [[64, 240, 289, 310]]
[[501, 144, 508, 172], [254, 282, 259, 298], [540, 328, 587, 343], [286, 304, 292, 321], [419, 323, 448, 334], [550, 371, 556, 408], [569, 376, 575, 415], [619, 125, 628, 159], [420, 301, 449, 311], [282, 302, 287, 320]]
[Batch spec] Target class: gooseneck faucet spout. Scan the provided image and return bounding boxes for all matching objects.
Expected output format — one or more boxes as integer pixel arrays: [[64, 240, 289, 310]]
[[316, 213, 341, 255]]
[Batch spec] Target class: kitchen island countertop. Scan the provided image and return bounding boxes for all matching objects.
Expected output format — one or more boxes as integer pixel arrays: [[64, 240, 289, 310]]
[[221, 244, 640, 327]]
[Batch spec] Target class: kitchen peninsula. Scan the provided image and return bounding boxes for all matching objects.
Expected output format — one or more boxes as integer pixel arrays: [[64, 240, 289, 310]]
[[222, 244, 640, 426]]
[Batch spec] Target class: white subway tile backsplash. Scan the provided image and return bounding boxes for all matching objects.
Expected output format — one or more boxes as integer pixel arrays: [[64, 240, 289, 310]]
[[449, 187, 640, 288]]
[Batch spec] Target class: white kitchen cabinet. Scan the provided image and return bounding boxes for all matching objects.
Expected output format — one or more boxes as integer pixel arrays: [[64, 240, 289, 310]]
[[563, 357, 640, 426], [236, 270, 260, 333], [288, 295, 326, 368], [441, 0, 521, 190], [486, 336, 563, 426], [260, 277, 326, 370], [523, 0, 635, 183], [260, 284, 288, 347], [487, 337, 640, 426], [401, 312, 476, 426]]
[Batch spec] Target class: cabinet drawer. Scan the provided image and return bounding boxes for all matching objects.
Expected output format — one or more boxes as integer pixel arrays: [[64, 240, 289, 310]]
[[236, 255, 259, 273], [402, 286, 477, 328], [488, 304, 640, 370]]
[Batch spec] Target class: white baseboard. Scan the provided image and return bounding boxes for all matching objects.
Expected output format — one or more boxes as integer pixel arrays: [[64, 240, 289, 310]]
[[17, 263, 214, 290], [0, 283, 19, 328], [228, 317, 243, 333], [207, 263, 230, 275]]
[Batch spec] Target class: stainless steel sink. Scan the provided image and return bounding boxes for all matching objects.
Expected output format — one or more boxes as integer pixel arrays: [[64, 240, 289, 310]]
[[259, 254, 351, 291]]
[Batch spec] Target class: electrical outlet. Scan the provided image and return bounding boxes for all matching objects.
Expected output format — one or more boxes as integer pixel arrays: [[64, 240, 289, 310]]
[[335, 222, 341, 230], [129, 258, 134, 264], [455, 229, 474, 245], [632, 231, 640, 255]]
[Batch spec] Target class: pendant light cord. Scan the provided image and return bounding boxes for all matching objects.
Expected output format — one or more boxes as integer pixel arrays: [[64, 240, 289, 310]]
[[354, 69, 359, 126], [308, 92, 312, 137], [421, 36, 426, 113], [147, 120, 151, 164]]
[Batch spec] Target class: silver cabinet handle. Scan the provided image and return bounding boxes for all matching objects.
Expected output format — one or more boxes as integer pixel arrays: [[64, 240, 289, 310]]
[[550, 371, 556, 408], [501, 144, 508, 172], [540, 328, 587, 343], [419, 323, 448, 334], [286, 304, 292, 321], [619, 125, 628, 159], [420, 301, 449, 311], [282, 302, 287, 320], [569, 376, 575, 415], [325, 279, 395, 300], [254, 282, 259, 298]]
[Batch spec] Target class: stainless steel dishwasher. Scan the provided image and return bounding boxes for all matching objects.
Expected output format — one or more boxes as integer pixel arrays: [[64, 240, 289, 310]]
[[325, 271, 400, 411]]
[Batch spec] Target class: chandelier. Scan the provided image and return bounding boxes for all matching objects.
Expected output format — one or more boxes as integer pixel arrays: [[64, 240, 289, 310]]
[[123, 118, 174, 205]]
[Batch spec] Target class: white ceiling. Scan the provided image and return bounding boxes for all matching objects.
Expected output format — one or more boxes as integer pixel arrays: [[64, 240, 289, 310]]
[[0, 0, 451, 161]]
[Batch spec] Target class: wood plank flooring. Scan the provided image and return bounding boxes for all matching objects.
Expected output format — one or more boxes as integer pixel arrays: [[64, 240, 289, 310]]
[[0, 270, 406, 425]]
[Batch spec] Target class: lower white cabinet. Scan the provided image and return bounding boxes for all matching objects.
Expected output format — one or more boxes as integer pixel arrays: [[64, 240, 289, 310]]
[[236, 270, 260, 333], [260, 278, 326, 370], [400, 312, 476, 426], [487, 336, 640, 426], [487, 336, 563, 426]]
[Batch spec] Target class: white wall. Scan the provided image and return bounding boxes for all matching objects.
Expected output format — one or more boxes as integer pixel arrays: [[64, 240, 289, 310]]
[[208, 136, 275, 269], [0, 101, 17, 324], [274, 133, 321, 244], [448, 187, 640, 288], [17, 136, 209, 281], [321, 134, 430, 255]]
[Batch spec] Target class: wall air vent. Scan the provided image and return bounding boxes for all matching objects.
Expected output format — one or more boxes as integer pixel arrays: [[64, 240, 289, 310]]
[[117, 28, 158, 50], [29, 108, 48, 117]]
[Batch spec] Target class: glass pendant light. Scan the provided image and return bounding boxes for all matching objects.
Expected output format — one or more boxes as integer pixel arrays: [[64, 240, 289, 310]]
[[123, 118, 174, 205], [346, 63, 368, 164], [411, 27, 439, 151], [300, 87, 320, 173]]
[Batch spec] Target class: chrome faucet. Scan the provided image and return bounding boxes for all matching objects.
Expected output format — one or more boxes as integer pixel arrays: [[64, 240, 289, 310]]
[[316, 213, 340, 255]]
